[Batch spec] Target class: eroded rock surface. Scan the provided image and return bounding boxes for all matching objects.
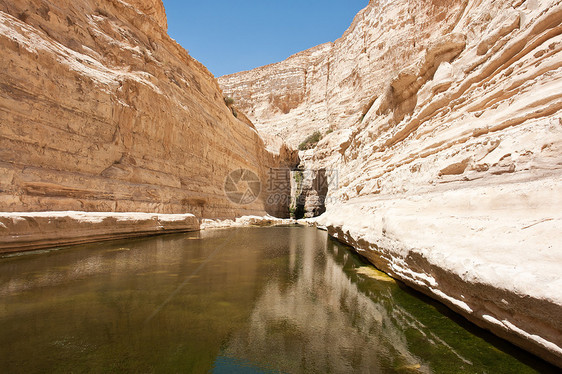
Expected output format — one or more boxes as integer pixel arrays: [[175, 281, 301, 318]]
[[0, 211, 199, 253], [0, 0, 297, 219], [220, 0, 562, 366]]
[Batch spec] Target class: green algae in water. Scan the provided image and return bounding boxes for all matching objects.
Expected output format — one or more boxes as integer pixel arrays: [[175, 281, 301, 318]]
[[0, 227, 557, 373]]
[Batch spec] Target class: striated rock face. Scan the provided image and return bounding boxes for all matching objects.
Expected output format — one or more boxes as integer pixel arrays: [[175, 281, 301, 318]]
[[219, 0, 470, 149], [0, 0, 297, 219], [220, 42, 333, 148], [220, 0, 562, 366]]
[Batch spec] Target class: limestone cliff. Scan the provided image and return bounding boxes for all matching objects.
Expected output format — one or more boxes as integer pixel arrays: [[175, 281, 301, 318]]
[[0, 0, 297, 219], [220, 42, 333, 148], [219, 0, 470, 149], [220, 0, 562, 366]]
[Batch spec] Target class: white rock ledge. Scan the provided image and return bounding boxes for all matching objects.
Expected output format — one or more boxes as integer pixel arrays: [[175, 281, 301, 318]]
[[201, 215, 298, 230], [0, 211, 200, 254], [314, 200, 562, 367]]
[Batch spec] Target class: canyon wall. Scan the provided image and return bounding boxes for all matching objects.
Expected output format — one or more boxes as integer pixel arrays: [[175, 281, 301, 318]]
[[219, 0, 470, 149], [0, 0, 297, 220], [220, 42, 333, 148], [220, 0, 562, 367]]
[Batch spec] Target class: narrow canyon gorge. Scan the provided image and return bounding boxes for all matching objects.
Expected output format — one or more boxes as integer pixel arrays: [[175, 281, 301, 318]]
[[0, 0, 561, 369]]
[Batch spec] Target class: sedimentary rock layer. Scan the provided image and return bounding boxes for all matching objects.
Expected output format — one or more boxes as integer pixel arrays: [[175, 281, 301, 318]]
[[220, 0, 562, 366], [220, 43, 333, 148], [0, 0, 297, 219], [0, 211, 199, 253]]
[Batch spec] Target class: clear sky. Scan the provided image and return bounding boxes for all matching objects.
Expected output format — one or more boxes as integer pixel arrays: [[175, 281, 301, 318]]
[[162, 0, 368, 77]]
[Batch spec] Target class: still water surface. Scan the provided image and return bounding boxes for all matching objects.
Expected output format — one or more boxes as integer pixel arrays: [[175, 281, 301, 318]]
[[0, 226, 555, 373]]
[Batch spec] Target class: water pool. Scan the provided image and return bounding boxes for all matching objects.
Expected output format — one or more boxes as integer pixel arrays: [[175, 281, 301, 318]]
[[0, 226, 555, 373]]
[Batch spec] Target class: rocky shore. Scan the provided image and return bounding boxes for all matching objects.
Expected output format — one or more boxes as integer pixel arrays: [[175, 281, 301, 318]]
[[0, 212, 199, 254]]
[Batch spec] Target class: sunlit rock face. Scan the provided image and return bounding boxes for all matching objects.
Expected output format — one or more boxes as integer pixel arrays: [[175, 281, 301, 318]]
[[219, 0, 562, 366], [219, 42, 333, 149], [0, 0, 297, 219], [125, 0, 168, 30], [219, 0, 469, 149]]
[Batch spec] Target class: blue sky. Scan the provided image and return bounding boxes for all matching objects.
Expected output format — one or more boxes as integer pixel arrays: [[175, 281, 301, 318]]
[[162, 1, 368, 77]]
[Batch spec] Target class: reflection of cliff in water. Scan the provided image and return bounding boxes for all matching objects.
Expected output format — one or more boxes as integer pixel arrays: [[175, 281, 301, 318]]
[[221, 228, 533, 374], [0, 230, 268, 373], [0, 227, 546, 373]]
